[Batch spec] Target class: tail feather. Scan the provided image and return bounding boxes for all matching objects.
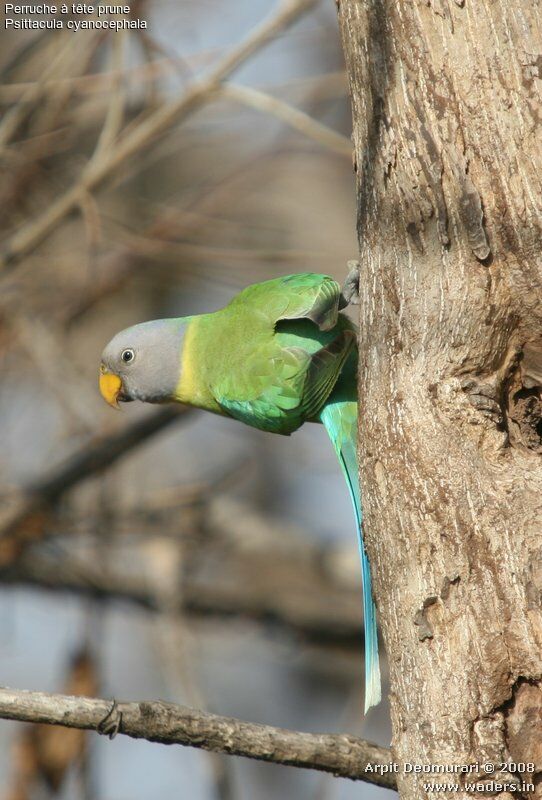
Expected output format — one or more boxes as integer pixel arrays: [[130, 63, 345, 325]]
[[320, 400, 381, 713]]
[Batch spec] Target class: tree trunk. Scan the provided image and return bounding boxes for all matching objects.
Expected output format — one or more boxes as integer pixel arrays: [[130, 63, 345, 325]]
[[336, 2, 542, 798]]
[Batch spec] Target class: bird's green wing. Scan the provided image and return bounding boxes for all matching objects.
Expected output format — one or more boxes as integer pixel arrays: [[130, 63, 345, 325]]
[[214, 329, 355, 434], [300, 329, 356, 419], [227, 273, 343, 332]]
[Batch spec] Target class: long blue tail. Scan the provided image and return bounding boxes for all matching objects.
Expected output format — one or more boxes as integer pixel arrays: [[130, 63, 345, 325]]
[[320, 399, 381, 712]]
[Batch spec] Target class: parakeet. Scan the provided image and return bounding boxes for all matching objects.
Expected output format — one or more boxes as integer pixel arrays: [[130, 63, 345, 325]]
[[99, 273, 381, 711]]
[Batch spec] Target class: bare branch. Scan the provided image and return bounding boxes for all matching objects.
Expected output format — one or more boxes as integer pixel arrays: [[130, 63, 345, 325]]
[[0, 687, 395, 789]]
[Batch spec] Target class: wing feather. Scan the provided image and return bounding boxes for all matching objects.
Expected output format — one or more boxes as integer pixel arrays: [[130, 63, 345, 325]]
[[214, 330, 355, 434], [228, 273, 342, 331]]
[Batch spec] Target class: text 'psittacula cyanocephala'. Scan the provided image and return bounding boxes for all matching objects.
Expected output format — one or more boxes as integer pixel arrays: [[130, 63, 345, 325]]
[[99, 272, 381, 712]]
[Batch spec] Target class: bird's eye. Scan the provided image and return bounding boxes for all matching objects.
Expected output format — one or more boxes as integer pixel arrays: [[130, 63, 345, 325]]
[[121, 349, 135, 364]]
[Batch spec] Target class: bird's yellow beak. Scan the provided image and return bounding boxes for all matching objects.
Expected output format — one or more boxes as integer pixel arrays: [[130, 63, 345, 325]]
[[99, 372, 123, 408]]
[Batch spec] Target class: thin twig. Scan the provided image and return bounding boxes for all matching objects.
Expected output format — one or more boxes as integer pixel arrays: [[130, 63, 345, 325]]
[[0, 687, 396, 788]]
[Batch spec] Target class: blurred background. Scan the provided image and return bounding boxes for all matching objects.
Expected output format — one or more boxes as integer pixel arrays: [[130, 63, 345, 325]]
[[0, 1, 391, 798]]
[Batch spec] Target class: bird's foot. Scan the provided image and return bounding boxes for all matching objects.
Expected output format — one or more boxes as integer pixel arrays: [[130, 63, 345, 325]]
[[339, 260, 361, 308], [461, 376, 504, 426], [97, 699, 123, 739]]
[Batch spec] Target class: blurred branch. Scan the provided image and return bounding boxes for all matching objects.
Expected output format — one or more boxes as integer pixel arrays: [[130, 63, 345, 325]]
[[9, 314, 100, 433], [0, 32, 102, 226], [90, 31, 127, 162], [0, 151, 282, 335], [218, 83, 352, 156], [0, 496, 366, 647], [0, 32, 99, 151], [0, 687, 396, 788], [0, 67, 347, 107], [115, 227, 330, 265], [0, 0, 319, 271], [0, 30, 50, 81], [0, 406, 193, 564]]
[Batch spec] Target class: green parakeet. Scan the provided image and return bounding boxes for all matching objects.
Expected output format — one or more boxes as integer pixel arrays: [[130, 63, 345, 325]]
[[99, 272, 381, 712]]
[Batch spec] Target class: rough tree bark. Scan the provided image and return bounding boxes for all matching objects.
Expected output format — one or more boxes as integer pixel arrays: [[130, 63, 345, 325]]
[[337, 2, 542, 799]]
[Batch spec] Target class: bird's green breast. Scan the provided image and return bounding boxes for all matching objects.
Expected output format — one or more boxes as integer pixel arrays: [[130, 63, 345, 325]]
[[174, 308, 268, 414], [175, 316, 219, 413]]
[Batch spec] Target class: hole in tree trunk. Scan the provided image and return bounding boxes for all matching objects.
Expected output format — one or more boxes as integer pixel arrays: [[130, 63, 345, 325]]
[[506, 342, 542, 453]]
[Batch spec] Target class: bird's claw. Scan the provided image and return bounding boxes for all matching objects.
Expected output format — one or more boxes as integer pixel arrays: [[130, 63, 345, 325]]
[[97, 699, 123, 740], [339, 260, 361, 308], [461, 377, 504, 425]]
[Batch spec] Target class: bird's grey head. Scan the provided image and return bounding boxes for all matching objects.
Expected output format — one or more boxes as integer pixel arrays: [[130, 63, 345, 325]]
[[99, 319, 185, 407]]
